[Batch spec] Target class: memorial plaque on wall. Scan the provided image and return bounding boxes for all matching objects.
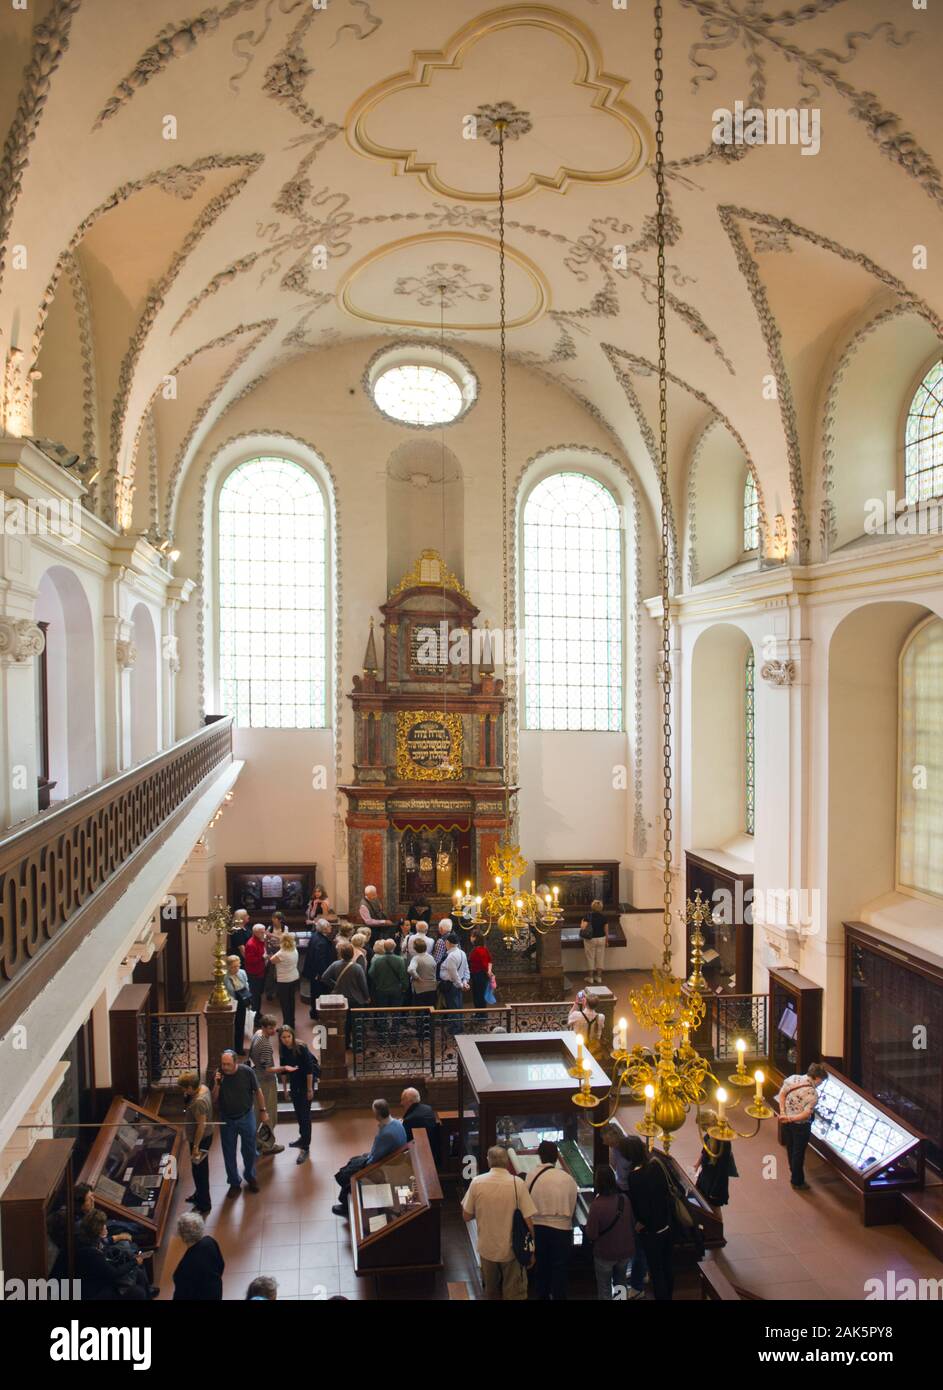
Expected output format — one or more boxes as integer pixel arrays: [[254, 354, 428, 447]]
[[396, 710, 463, 781]]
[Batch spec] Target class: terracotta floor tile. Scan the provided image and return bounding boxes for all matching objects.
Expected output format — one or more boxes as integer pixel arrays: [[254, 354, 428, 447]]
[[260, 1244, 302, 1271]]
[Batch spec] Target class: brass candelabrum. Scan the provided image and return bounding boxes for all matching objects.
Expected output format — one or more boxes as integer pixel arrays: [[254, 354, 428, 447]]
[[195, 895, 233, 1009], [465, 842, 564, 937]]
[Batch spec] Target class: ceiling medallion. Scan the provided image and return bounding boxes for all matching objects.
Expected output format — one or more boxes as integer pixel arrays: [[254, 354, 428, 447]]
[[473, 101, 533, 145], [345, 4, 650, 202]]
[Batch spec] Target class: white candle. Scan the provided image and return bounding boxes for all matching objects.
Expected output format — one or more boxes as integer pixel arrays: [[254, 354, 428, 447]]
[[716, 1087, 727, 1123], [754, 1069, 764, 1102], [617, 1017, 628, 1051], [644, 1082, 654, 1117]]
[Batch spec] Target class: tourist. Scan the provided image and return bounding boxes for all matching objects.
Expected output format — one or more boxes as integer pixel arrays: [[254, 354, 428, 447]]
[[407, 935, 438, 1001], [525, 1140, 578, 1301], [172, 1212, 224, 1301], [350, 929, 371, 966], [406, 894, 432, 925], [775, 1062, 828, 1190], [358, 883, 394, 937], [214, 1049, 265, 1197], [580, 898, 607, 984], [246, 1276, 278, 1300], [467, 927, 494, 1008], [249, 1015, 283, 1155], [271, 929, 299, 1028], [322, 939, 370, 1046], [404, 918, 435, 961], [440, 933, 471, 1010], [694, 1110, 739, 1207], [432, 917, 453, 986], [567, 990, 605, 1060], [601, 1126, 647, 1296], [277, 1024, 317, 1164], [461, 1146, 536, 1301], [71, 1183, 146, 1248], [303, 917, 336, 1019], [224, 953, 251, 1055], [179, 1070, 214, 1215], [75, 1210, 152, 1300], [622, 1136, 674, 1301], [400, 1086, 438, 1145], [244, 923, 268, 1020], [264, 915, 285, 1001], [227, 907, 251, 959], [305, 883, 333, 925], [585, 1164, 636, 1301], [332, 1099, 407, 1218], [369, 936, 409, 1006]]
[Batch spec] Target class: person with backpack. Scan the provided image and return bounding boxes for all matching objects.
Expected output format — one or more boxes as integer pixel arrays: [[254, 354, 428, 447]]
[[525, 1139, 578, 1300], [461, 1145, 536, 1300], [622, 1136, 675, 1301], [585, 1164, 638, 1300]]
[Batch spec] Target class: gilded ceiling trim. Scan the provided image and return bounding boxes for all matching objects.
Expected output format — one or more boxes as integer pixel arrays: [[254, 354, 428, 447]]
[[345, 4, 650, 201], [338, 231, 550, 330], [0, 0, 82, 293]]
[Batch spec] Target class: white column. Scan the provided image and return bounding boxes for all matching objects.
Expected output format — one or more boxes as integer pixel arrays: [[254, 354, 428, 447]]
[[0, 613, 44, 825]]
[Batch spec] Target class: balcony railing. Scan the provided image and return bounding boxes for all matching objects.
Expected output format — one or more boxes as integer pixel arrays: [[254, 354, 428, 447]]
[[351, 1000, 573, 1079], [0, 717, 234, 1031], [703, 992, 769, 1063]]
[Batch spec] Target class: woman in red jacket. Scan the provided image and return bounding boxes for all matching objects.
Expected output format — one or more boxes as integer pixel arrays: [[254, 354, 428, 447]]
[[468, 928, 493, 1008]]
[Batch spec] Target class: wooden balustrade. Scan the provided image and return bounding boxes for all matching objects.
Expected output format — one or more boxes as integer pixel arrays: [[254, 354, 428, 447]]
[[0, 718, 234, 1033]]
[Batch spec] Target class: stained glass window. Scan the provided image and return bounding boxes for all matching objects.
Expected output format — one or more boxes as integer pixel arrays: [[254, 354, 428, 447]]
[[904, 359, 943, 504], [522, 472, 623, 732], [745, 650, 755, 835], [743, 472, 759, 552], [217, 456, 327, 728], [373, 364, 464, 425], [898, 617, 943, 898]]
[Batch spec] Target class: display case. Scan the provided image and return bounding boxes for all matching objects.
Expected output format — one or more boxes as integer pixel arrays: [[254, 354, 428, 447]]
[[535, 860, 625, 947], [226, 862, 316, 928], [349, 1129, 442, 1278], [456, 1032, 611, 1246], [78, 1097, 181, 1247], [804, 1067, 925, 1225], [768, 966, 822, 1084], [0, 1138, 75, 1284], [685, 851, 754, 994], [108, 984, 151, 1104]]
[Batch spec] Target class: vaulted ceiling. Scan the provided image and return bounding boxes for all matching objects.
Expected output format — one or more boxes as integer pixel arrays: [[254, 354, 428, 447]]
[[2, 0, 942, 558]]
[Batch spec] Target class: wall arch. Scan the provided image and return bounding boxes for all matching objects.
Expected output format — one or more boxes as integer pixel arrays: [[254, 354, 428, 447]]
[[130, 602, 159, 764], [685, 417, 766, 585], [385, 437, 463, 590], [690, 622, 755, 849], [34, 564, 98, 800]]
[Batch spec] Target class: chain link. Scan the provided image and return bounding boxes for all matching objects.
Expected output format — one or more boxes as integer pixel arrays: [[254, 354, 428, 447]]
[[654, 1, 673, 972], [498, 123, 510, 832]]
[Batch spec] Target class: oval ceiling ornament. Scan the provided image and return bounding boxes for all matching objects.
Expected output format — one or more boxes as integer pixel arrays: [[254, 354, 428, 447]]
[[345, 4, 651, 202]]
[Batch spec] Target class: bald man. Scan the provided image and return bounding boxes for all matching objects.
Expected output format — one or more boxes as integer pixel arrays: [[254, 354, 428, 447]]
[[400, 1086, 438, 1141]]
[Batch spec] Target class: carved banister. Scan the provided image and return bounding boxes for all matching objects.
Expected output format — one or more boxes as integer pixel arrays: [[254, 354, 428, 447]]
[[0, 718, 234, 1027]]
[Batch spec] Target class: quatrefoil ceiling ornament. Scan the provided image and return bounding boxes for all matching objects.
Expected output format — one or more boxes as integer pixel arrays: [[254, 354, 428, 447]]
[[345, 5, 650, 201]]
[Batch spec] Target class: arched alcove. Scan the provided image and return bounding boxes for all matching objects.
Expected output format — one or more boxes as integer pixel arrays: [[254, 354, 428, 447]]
[[826, 601, 936, 937], [34, 565, 98, 800], [686, 419, 761, 585], [691, 623, 755, 849], [130, 602, 159, 764], [386, 438, 464, 590]]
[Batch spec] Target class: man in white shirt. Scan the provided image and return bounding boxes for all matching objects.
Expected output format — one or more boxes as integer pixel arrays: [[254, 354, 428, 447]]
[[462, 1146, 536, 1300], [403, 921, 435, 960], [525, 1140, 578, 1301], [775, 1062, 828, 1190], [439, 934, 470, 1011]]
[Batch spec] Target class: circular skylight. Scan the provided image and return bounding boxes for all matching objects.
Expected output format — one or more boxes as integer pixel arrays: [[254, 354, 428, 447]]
[[373, 363, 465, 426]]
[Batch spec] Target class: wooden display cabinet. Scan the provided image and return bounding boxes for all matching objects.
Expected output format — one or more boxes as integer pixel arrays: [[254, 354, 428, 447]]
[[534, 860, 625, 947], [0, 1138, 75, 1284], [350, 1128, 443, 1278], [225, 862, 316, 929], [160, 892, 192, 1012], [685, 851, 754, 994], [109, 983, 152, 1104], [78, 1096, 181, 1249], [767, 966, 823, 1085]]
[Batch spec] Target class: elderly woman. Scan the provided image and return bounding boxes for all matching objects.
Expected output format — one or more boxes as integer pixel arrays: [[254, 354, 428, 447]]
[[172, 1212, 224, 1301], [224, 953, 251, 1055]]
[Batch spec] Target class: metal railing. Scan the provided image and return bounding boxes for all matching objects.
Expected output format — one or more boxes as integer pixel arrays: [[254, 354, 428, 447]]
[[149, 1011, 201, 1088], [351, 1000, 574, 1079], [704, 992, 769, 1063]]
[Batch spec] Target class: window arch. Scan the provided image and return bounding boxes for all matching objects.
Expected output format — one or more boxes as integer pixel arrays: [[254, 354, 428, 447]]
[[217, 456, 327, 728], [744, 650, 756, 835], [743, 472, 759, 552], [904, 359, 943, 504], [898, 616, 943, 898], [522, 471, 623, 731]]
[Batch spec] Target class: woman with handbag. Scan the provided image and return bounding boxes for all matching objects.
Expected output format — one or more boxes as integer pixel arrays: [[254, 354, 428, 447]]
[[224, 953, 251, 1055], [585, 1165, 638, 1301], [468, 929, 493, 1009], [622, 1136, 675, 1301]]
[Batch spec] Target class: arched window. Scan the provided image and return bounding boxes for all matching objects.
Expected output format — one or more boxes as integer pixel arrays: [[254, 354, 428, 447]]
[[522, 472, 622, 731], [898, 616, 943, 898], [744, 650, 756, 835], [218, 456, 327, 728], [904, 359, 943, 504], [743, 472, 759, 552]]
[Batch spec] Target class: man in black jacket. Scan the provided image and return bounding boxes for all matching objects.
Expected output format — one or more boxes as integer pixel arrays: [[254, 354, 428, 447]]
[[622, 1136, 674, 1301], [400, 1086, 440, 1161], [304, 918, 337, 1019]]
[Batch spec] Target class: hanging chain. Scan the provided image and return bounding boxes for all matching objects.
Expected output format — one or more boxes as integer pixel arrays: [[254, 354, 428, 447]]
[[497, 121, 511, 833], [654, 1, 673, 972]]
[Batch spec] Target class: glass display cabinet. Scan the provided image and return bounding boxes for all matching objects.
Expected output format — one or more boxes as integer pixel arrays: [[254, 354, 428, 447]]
[[78, 1097, 181, 1247], [806, 1068, 925, 1225], [685, 851, 754, 994], [768, 966, 822, 1084], [0, 1138, 75, 1284], [350, 1129, 443, 1278], [456, 1032, 612, 1244]]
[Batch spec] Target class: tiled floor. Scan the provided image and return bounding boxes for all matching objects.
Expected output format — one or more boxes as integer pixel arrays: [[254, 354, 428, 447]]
[[157, 970, 942, 1301]]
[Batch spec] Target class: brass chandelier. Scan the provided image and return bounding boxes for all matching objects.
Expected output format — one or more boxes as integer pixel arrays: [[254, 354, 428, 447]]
[[570, 2, 773, 1149]]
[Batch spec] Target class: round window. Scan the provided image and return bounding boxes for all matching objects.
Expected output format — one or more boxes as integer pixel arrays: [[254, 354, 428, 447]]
[[364, 345, 478, 429]]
